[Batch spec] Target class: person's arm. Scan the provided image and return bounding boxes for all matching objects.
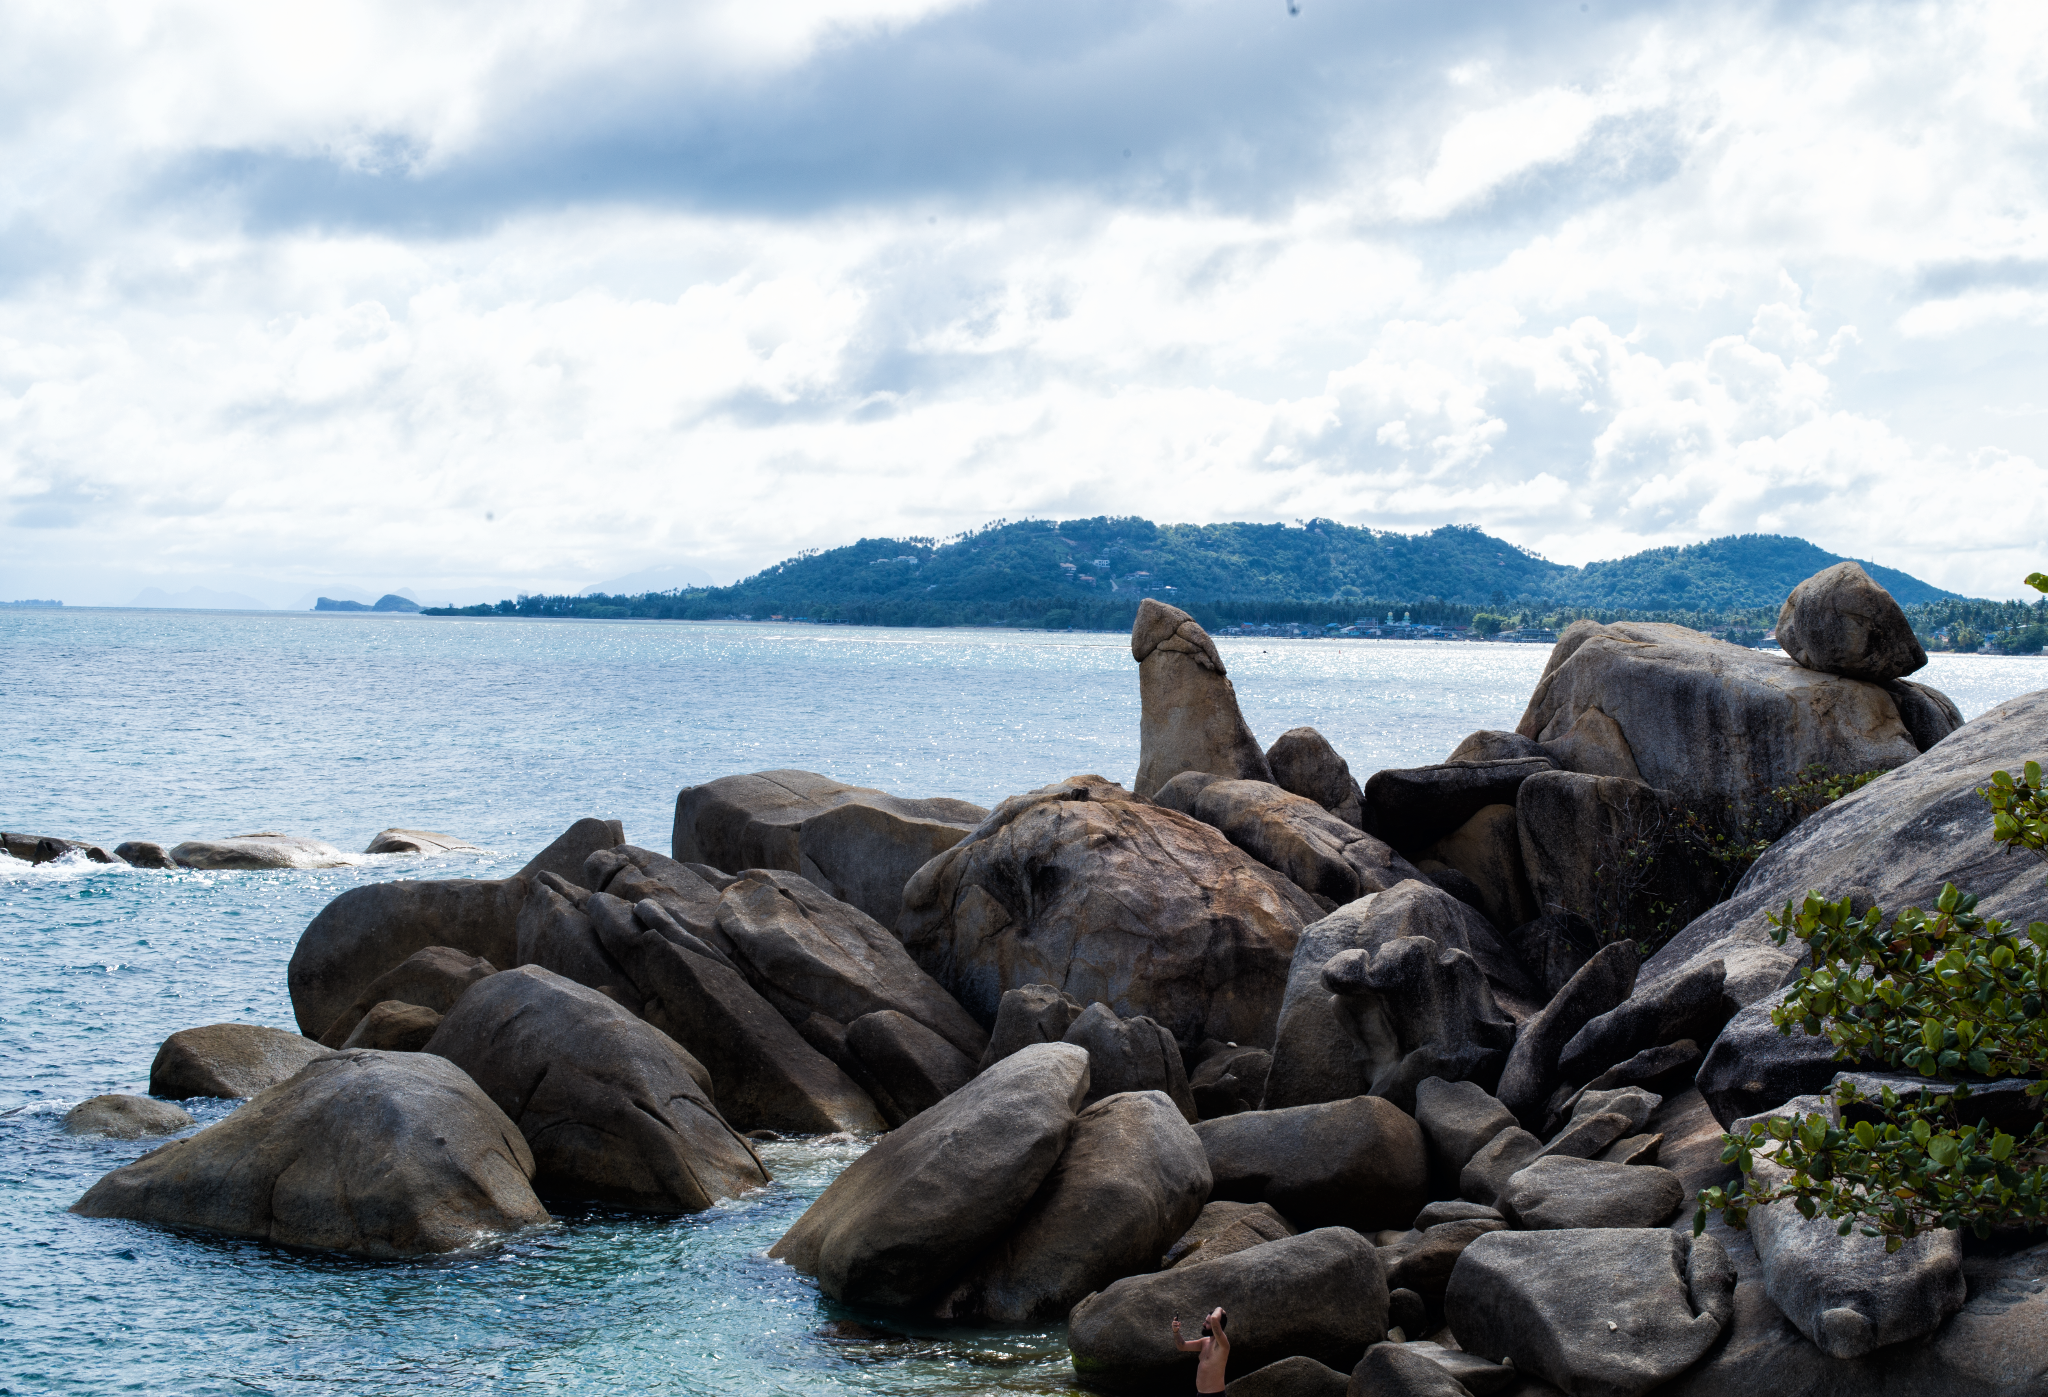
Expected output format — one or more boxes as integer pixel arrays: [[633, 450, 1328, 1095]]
[[1170, 1318, 1205, 1353]]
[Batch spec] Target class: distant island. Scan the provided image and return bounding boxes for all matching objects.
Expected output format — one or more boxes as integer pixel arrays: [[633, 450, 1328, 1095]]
[[314, 594, 422, 613], [2, 599, 62, 608], [421, 518, 2048, 654]]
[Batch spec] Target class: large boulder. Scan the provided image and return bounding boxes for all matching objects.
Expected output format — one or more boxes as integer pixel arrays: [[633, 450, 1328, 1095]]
[[709, 869, 986, 1058], [520, 877, 637, 997], [1132, 599, 1274, 799], [1362, 758, 1555, 856], [1495, 942, 1639, 1130], [1516, 621, 1922, 842], [1498, 1156, 1683, 1230], [1420, 804, 1536, 932], [72, 1050, 549, 1257], [1195, 1096, 1428, 1233], [1061, 1002, 1199, 1122], [899, 775, 1321, 1050], [1515, 770, 1701, 932], [1322, 935, 1518, 1112], [286, 816, 623, 1036], [671, 770, 985, 931], [769, 1042, 1090, 1307], [979, 982, 1084, 1071], [149, 1023, 328, 1100], [591, 900, 885, 1134], [316, 945, 498, 1047], [1776, 562, 1927, 683], [1069, 1228, 1391, 1392], [1381, 1214, 1510, 1307], [937, 1089, 1210, 1323], [62, 1094, 194, 1139], [170, 834, 353, 869], [1445, 1229, 1734, 1397], [1154, 773, 1423, 908], [844, 1009, 977, 1123], [1266, 726, 1366, 829], [425, 965, 767, 1212]]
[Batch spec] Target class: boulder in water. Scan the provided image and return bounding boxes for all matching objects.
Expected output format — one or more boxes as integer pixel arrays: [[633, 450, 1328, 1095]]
[[364, 828, 481, 855], [171, 834, 353, 869], [149, 1023, 329, 1100], [1131, 599, 1273, 798], [62, 1094, 194, 1139], [113, 840, 177, 869]]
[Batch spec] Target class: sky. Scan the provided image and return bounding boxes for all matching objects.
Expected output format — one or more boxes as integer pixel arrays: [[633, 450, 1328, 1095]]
[[2, 0, 2046, 607]]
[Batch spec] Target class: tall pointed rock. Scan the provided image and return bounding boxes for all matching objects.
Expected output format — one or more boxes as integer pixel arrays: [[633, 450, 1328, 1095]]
[[1131, 599, 1273, 799]]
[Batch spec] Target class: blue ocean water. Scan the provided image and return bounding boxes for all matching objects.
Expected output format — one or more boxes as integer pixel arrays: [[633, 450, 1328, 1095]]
[[3, 608, 2042, 1396]]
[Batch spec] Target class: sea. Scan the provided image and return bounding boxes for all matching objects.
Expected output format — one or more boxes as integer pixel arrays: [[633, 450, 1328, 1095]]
[[3, 607, 2042, 1397]]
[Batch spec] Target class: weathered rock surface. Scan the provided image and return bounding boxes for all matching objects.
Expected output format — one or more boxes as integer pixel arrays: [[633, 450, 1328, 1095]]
[[769, 1042, 1089, 1307], [426, 965, 766, 1212], [845, 1009, 977, 1123], [1363, 758, 1555, 856], [1558, 959, 1731, 1090], [979, 982, 1084, 1071], [1060, 1002, 1198, 1121], [339, 999, 443, 1051], [1541, 705, 1646, 782], [317, 945, 498, 1047], [1192, 1046, 1272, 1119], [1505, 911, 1597, 1001], [1413, 1077, 1517, 1184], [1515, 770, 1689, 930], [1583, 1041, 1701, 1097], [1382, 1214, 1509, 1306], [62, 1094, 194, 1139], [1776, 562, 1927, 683], [899, 774, 1320, 1050], [1068, 1227, 1391, 1393], [363, 828, 482, 855], [149, 1023, 329, 1099], [1495, 942, 1638, 1130], [1132, 599, 1274, 799], [171, 834, 353, 869], [1499, 1156, 1683, 1230], [1163, 1200, 1297, 1269], [938, 1090, 1210, 1323], [1266, 726, 1366, 829], [1445, 1229, 1733, 1397], [671, 770, 985, 931], [1224, 1354, 1350, 1397], [113, 840, 176, 869], [1693, 986, 1855, 1128], [1347, 1342, 1484, 1397], [522, 877, 636, 997], [1322, 935, 1517, 1113], [1421, 804, 1536, 933], [1196, 1096, 1428, 1233], [72, 1050, 548, 1257], [1516, 620, 1920, 842], [1155, 772, 1422, 908]]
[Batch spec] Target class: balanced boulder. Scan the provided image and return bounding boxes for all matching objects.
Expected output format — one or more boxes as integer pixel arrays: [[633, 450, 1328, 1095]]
[[1776, 562, 1927, 683], [149, 1023, 328, 1099], [72, 1050, 549, 1258], [1265, 726, 1366, 828], [317, 945, 497, 1047], [62, 1094, 194, 1139], [1153, 772, 1421, 908], [1196, 1096, 1427, 1233], [1132, 599, 1273, 798], [899, 774, 1320, 1050]]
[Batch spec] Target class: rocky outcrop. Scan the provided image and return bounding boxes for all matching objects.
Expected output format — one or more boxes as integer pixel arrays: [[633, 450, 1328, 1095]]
[[1776, 562, 1927, 683], [72, 1050, 548, 1257], [364, 828, 481, 855], [1068, 1227, 1391, 1392], [1154, 773, 1422, 907], [769, 1042, 1090, 1307], [61, 1094, 194, 1139], [1265, 726, 1365, 828], [1060, 1002, 1199, 1121], [899, 775, 1321, 1050], [1445, 1229, 1733, 1397], [937, 1090, 1210, 1323], [671, 770, 985, 931], [1321, 935, 1517, 1113], [149, 1023, 329, 1099], [1132, 599, 1273, 799], [426, 965, 767, 1212], [1362, 758, 1555, 855], [1195, 1096, 1428, 1233], [171, 834, 353, 869], [317, 945, 498, 1047], [339, 1000, 443, 1051]]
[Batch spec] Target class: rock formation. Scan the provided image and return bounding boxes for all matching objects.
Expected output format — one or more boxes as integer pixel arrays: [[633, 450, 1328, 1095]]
[[1131, 599, 1273, 798], [1264, 726, 1366, 828], [1775, 561, 1928, 683]]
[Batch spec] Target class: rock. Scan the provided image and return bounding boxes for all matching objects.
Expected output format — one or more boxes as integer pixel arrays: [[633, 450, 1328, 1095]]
[[769, 1042, 1090, 1306], [1164, 1200, 1299, 1268], [671, 770, 985, 931], [978, 982, 1084, 1071], [1644, 687, 2048, 1023], [1321, 936, 1518, 1113], [591, 900, 886, 1134], [1226, 1354, 1350, 1397], [112, 840, 176, 869], [1192, 1046, 1272, 1119], [938, 1089, 1210, 1323], [1693, 987, 1848, 1128], [1196, 1096, 1428, 1233], [1414, 1078, 1518, 1183], [316, 945, 498, 1047], [1499, 1156, 1683, 1230], [425, 965, 767, 1212], [1516, 620, 1920, 843], [1537, 1110, 1635, 1162], [1383, 1215, 1510, 1306], [1132, 598, 1275, 799], [1363, 758, 1555, 856], [522, 877, 636, 999], [845, 1009, 977, 1123], [1061, 1002, 1199, 1122], [1421, 805, 1536, 933], [1458, 1127, 1542, 1208], [1370, 1344, 1521, 1397], [1068, 1227, 1392, 1393], [61, 1094, 194, 1139], [1885, 678, 1964, 753], [1445, 1229, 1732, 1397], [149, 1023, 329, 1099], [170, 834, 353, 869], [287, 816, 622, 1035], [2, 832, 122, 864], [1775, 562, 1927, 683], [1582, 1041, 1701, 1096], [1417, 862, 1491, 921], [364, 828, 481, 855], [1347, 1343, 1482, 1396], [899, 774, 1321, 1051], [1559, 961, 1732, 1090], [1601, 1134, 1662, 1166], [1265, 883, 1538, 1113], [1155, 772, 1423, 907], [1566, 1086, 1661, 1135], [1495, 942, 1639, 1131], [1540, 706, 1646, 782], [339, 1000, 443, 1051], [1267, 727, 1367, 829], [1384, 1293, 1428, 1345], [72, 1049, 548, 1257], [1644, 1087, 1740, 1210], [1504, 912, 1597, 1001], [1447, 730, 1548, 764], [1515, 770, 1705, 932]]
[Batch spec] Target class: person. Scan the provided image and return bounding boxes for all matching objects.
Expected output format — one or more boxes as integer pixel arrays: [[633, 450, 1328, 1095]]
[[1171, 1307, 1230, 1393]]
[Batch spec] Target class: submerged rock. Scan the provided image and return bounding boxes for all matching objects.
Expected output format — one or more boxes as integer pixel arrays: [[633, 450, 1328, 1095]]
[[1131, 599, 1273, 799], [171, 834, 353, 870], [61, 1094, 194, 1139], [363, 828, 482, 855], [149, 1023, 329, 1100]]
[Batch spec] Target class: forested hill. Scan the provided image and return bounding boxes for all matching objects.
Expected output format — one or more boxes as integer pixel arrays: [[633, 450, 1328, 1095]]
[[427, 518, 1966, 627]]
